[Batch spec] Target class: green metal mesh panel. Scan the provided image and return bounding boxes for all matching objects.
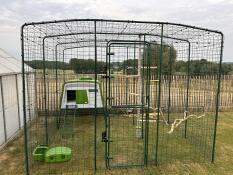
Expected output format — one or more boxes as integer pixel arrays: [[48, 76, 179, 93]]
[[21, 19, 223, 175]]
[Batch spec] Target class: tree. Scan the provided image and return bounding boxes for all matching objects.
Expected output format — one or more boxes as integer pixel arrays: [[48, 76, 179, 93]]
[[25, 60, 70, 70], [144, 43, 177, 75], [174, 59, 233, 75], [69, 58, 105, 74]]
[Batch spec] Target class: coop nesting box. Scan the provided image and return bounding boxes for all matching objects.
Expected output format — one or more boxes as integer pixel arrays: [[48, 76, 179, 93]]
[[60, 78, 103, 109]]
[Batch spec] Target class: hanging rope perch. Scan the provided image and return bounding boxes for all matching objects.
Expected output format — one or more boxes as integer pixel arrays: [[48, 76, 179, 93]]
[[167, 111, 205, 134]]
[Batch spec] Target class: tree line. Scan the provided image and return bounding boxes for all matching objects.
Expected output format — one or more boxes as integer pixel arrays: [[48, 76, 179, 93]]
[[26, 59, 233, 75], [25, 44, 233, 75]]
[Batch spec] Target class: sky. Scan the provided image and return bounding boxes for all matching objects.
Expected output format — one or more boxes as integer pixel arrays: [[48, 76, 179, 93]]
[[0, 0, 232, 62]]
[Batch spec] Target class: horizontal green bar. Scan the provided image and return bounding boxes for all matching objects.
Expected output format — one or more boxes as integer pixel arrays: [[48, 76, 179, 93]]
[[108, 163, 144, 169], [111, 105, 144, 109]]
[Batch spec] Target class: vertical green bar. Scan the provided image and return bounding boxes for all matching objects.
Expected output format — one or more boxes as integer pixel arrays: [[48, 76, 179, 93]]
[[62, 50, 66, 83], [21, 24, 30, 175], [144, 43, 151, 166], [104, 44, 109, 168], [42, 38, 49, 145], [55, 45, 58, 110], [167, 46, 172, 124], [184, 42, 191, 138], [141, 36, 145, 139], [155, 24, 163, 166], [94, 20, 97, 172], [133, 43, 136, 125], [107, 45, 111, 168], [211, 33, 224, 162], [143, 40, 147, 165], [126, 47, 128, 106], [55, 45, 59, 129]]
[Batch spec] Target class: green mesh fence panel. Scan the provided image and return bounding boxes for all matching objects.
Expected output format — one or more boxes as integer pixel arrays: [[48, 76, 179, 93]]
[[21, 19, 223, 175]]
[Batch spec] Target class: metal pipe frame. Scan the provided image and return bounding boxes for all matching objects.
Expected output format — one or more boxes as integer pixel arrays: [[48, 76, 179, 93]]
[[22, 19, 223, 36], [30, 28, 191, 173], [25, 29, 191, 174], [21, 19, 223, 174], [155, 24, 164, 166], [106, 39, 151, 168]]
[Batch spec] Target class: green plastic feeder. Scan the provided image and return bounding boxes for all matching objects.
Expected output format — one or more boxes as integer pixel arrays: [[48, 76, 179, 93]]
[[32, 145, 48, 161], [45, 147, 72, 163]]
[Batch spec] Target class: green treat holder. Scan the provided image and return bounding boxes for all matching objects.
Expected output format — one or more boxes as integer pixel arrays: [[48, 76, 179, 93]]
[[32, 145, 49, 161], [45, 147, 72, 163]]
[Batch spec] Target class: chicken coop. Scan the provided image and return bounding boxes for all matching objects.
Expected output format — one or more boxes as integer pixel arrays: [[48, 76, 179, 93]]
[[21, 19, 223, 175]]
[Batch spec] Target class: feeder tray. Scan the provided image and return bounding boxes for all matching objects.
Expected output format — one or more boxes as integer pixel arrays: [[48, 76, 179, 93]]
[[32, 146, 72, 163]]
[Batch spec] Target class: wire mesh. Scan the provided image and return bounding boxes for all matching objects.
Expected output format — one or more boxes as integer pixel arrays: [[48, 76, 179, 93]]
[[21, 19, 223, 175]]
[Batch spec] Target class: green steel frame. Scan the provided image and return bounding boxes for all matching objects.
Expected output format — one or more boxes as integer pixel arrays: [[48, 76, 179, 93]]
[[105, 40, 152, 168], [21, 19, 223, 175]]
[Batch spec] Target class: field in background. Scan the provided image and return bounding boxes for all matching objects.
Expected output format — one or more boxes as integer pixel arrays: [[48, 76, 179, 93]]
[[35, 72, 233, 112], [0, 71, 232, 174], [0, 112, 232, 174]]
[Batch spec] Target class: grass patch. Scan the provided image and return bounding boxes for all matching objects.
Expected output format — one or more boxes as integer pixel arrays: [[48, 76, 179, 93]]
[[0, 112, 232, 174]]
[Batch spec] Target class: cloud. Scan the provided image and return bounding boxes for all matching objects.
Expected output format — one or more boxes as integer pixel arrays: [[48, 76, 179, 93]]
[[206, 0, 226, 4], [0, 0, 232, 61]]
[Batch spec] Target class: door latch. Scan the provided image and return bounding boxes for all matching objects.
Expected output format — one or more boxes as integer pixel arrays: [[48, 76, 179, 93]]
[[102, 131, 108, 142]]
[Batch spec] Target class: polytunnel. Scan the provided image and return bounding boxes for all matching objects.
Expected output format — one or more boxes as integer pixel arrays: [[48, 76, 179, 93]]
[[0, 48, 35, 149]]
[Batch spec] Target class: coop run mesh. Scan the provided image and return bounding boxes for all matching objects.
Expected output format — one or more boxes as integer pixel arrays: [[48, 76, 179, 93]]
[[21, 19, 223, 175]]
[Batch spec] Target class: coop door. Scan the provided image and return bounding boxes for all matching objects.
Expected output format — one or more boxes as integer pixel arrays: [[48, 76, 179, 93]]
[[105, 41, 151, 168]]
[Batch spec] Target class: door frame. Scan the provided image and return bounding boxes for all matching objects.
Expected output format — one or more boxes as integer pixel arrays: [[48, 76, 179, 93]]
[[104, 39, 152, 168]]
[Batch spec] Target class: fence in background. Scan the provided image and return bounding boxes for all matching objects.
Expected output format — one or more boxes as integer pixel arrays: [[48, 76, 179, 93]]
[[35, 73, 233, 112]]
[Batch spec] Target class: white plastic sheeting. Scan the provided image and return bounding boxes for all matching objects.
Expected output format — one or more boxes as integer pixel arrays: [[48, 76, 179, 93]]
[[25, 73, 36, 122], [0, 73, 35, 148], [0, 48, 32, 74], [17, 75, 24, 128], [2, 75, 19, 139], [0, 48, 34, 149], [0, 83, 5, 145]]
